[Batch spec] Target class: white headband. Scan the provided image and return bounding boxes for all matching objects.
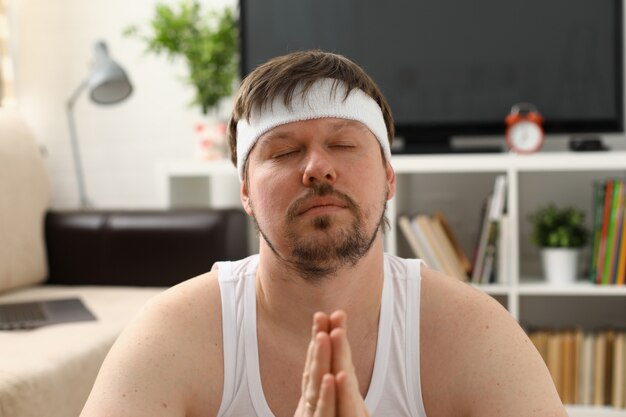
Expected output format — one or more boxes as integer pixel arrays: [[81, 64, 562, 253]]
[[236, 78, 391, 181]]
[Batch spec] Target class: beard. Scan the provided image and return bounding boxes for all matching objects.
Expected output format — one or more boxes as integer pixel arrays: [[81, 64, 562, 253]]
[[251, 182, 388, 283]]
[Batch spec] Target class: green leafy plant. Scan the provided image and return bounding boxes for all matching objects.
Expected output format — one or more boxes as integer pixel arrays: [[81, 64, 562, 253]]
[[529, 204, 588, 248], [125, 1, 238, 115]]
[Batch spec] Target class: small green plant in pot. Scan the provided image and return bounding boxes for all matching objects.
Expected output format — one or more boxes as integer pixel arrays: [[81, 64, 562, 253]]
[[125, 1, 238, 159], [529, 204, 588, 285]]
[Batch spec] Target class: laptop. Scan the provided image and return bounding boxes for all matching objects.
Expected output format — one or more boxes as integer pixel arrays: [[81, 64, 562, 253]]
[[0, 298, 96, 330]]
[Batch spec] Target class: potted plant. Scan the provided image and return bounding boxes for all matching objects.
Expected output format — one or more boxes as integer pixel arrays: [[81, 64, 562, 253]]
[[529, 204, 588, 285], [125, 1, 238, 158]]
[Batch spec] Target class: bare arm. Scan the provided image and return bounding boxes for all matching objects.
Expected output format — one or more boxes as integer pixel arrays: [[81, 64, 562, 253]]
[[420, 268, 567, 417], [80, 271, 224, 417]]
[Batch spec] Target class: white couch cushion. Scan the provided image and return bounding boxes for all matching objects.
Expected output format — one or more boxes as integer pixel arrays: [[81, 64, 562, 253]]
[[0, 285, 163, 417], [0, 110, 51, 293]]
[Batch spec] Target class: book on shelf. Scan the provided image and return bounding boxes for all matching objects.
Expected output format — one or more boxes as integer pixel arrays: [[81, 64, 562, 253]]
[[562, 331, 576, 404], [578, 332, 595, 405], [496, 214, 510, 285], [398, 213, 443, 273], [547, 332, 563, 399], [613, 332, 625, 408], [590, 179, 626, 285], [471, 175, 507, 284], [610, 182, 625, 282], [605, 331, 616, 406], [589, 181, 606, 282], [604, 181, 624, 284], [429, 216, 468, 281], [416, 214, 452, 276], [471, 195, 492, 283], [397, 213, 469, 281], [528, 328, 626, 408], [616, 187, 626, 285], [398, 215, 429, 262], [573, 329, 583, 404], [410, 217, 444, 272], [594, 332, 607, 406], [596, 180, 614, 284], [435, 211, 472, 275], [480, 228, 497, 284]]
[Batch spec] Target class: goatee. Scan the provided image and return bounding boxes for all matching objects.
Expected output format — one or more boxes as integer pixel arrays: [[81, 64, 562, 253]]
[[252, 182, 387, 283]]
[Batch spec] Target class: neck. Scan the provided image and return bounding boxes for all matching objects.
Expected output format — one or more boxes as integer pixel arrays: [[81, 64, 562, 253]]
[[255, 235, 386, 339]]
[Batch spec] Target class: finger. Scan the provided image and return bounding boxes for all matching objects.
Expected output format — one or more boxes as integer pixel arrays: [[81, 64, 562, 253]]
[[304, 312, 329, 394], [295, 396, 315, 417], [330, 326, 365, 413], [329, 310, 347, 331], [313, 373, 336, 417], [301, 339, 315, 395], [314, 312, 331, 335], [305, 332, 332, 410], [336, 371, 369, 417], [330, 327, 354, 377], [329, 311, 349, 376]]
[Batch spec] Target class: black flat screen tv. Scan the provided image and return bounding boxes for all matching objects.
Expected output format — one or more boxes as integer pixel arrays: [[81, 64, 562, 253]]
[[239, 0, 624, 153]]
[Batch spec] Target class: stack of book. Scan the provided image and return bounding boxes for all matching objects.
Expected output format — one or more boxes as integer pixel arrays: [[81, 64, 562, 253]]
[[397, 212, 471, 281], [470, 174, 509, 285], [398, 174, 510, 284], [528, 329, 626, 408], [590, 179, 626, 285]]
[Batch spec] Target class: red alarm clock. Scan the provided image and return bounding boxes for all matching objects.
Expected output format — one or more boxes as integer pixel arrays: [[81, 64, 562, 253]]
[[505, 103, 544, 154]]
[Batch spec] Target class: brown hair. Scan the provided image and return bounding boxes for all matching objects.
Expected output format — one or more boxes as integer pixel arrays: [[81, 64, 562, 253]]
[[227, 50, 395, 169]]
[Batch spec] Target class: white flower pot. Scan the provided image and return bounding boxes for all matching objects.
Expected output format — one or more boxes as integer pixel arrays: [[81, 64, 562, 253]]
[[540, 248, 580, 285]]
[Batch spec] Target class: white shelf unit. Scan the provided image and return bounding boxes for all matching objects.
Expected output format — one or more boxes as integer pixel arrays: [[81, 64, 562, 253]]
[[389, 151, 626, 318], [391, 152, 626, 417], [158, 151, 626, 416]]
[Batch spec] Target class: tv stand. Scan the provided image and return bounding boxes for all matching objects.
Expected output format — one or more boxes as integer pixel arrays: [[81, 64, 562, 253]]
[[391, 137, 502, 155]]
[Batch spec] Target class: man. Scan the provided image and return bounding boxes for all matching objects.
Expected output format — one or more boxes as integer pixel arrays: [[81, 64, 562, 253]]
[[81, 51, 566, 417]]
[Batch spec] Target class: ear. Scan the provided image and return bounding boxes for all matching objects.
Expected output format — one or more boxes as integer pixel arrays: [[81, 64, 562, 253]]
[[385, 160, 396, 200], [240, 179, 254, 216]]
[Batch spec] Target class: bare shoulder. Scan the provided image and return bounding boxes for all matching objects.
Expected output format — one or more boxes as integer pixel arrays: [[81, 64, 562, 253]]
[[80, 270, 223, 417], [419, 266, 566, 417]]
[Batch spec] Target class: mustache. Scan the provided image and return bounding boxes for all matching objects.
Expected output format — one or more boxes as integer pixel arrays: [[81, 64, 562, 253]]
[[286, 183, 359, 221]]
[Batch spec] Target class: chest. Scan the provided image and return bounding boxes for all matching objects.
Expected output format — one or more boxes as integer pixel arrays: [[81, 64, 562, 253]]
[[256, 328, 378, 417]]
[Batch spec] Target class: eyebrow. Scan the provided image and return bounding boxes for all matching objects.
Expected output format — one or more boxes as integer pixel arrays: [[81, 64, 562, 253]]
[[256, 130, 296, 151]]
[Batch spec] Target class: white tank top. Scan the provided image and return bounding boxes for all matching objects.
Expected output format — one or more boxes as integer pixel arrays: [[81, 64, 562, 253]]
[[215, 253, 429, 417]]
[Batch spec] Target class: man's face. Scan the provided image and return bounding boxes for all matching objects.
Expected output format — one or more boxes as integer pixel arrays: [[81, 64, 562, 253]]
[[241, 118, 396, 281]]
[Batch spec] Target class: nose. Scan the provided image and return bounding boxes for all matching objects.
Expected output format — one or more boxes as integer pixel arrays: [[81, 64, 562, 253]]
[[302, 147, 337, 187]]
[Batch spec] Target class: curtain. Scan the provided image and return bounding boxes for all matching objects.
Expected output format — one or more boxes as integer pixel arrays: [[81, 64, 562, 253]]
[[0, 0, 15, 108]]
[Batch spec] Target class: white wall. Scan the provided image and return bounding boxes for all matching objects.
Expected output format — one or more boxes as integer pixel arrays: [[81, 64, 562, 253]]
[[7, 0, 626, 212], [10, 0, 235, 209]]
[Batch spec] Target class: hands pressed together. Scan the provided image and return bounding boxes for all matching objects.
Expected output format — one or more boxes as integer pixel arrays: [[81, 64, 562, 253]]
[[294, 311, 371, 417]]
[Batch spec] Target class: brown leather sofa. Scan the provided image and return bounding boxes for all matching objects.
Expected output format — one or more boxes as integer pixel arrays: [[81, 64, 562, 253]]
[[44, 208, 248, 287]]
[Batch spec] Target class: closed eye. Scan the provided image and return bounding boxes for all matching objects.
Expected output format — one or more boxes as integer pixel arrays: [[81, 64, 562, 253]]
[[329, 142, 356, 149], [271, 149, 299, 159]]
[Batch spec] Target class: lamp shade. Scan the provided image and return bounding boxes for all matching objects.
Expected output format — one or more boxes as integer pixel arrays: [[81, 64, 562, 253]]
[[66, 40, 133, 208], [87, 41, 133, 104]]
